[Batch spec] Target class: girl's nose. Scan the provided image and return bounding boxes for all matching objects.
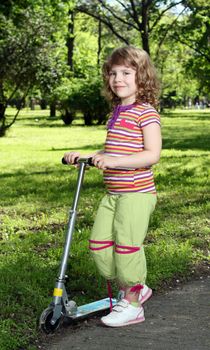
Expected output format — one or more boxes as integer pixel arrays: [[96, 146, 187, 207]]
[[114, 73, 123, 82]]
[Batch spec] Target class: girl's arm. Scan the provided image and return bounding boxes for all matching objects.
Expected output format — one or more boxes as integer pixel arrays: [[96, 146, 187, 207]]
[[92, 123, 162, 169]]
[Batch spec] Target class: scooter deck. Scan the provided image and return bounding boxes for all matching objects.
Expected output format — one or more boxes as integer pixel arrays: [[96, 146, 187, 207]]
[[70, 298, 117, 319]]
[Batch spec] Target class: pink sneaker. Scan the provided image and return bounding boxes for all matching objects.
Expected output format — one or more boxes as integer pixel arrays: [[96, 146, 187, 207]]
[[118, 284, 152, 304], [101, 299, 145, 327]]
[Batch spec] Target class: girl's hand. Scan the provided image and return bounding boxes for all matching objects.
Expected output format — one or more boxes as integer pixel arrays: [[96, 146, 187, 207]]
[[63, 151, 81, 165], [92, 154, 117, 170]]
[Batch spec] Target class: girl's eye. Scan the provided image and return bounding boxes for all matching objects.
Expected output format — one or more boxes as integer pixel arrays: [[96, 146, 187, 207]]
[[109, 72, 116, 76], [124, 72, 130, 75]]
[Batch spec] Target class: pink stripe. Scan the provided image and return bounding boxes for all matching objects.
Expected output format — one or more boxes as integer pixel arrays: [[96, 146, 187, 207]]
[[109, 129, 140, 137], [105, 179, 134, 183], [141, 120, 160, 128], [127, 110, 142, 117], [115, 244, 140, 254], [107, 280, 113, 311], [106, 141, 141, 148], [104, 174, 152, 182], [134, 173, 153, 180], [116, 244, 139, 250], [108, 188, 156, 194], [140, 108, 158, 116], [107, 185, 156, 193], [89, 240, 114, 251], [130, 284, 143, 293]]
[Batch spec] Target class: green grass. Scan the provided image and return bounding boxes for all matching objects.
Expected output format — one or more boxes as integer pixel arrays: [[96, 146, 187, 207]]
[[0, 107, 210, 349]]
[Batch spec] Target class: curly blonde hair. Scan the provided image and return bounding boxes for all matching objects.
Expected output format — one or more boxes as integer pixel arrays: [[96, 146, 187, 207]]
[[102, 46, 160, 108]]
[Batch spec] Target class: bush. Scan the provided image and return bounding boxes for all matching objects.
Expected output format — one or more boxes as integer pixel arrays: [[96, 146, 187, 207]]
[[56, 76, 110, 125]]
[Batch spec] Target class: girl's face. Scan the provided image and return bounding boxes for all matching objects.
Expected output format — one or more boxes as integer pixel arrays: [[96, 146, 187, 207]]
[[108, 64, 137, 105]]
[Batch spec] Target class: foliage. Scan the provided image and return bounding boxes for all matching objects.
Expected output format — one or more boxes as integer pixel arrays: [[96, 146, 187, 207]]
[[177, 0, 210, 62], [0, 107, 209, 349], [156, 41, 200, 108], [178, 1, 210, 95], [153, 0, 210, 97], [0, 1, 69, 136], [75, 1, 209, 107], [76, 1, 190, 55], [72, 12, 99, 76], [56, 75, 110, 125], [0, 0, 209, 136]]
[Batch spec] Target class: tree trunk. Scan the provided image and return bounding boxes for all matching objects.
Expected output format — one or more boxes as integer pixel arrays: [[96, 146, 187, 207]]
[[0, 103, 6, 137], [0, 103, 6, 121], [0, 84, 30, 136], [0, 83, 6, 136], [97, 19, 102, 68], [84, 112, 93, 126], [67, 10, 75, 71], [141, 30, 150, 55], [141, 0, 150, 55], [50, 101, 56, 117]]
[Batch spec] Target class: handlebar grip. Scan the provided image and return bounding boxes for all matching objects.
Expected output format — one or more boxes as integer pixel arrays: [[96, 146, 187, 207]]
[[62, 157, 68, 165], [61, 157, 94, 166], [85, 157, 94, 166], [61, 156, 79, 165]]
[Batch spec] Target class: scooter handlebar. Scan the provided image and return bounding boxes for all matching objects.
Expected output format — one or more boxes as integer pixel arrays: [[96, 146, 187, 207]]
[[62, 157, 94, 166]]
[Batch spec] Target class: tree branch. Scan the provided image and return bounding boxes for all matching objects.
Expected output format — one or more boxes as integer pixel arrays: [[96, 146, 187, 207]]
[[115, 0, 133, 18], [76, 5, 130, 44], [154, 7, 187, 60], [6, 86, 31, 129], [173, 35, 210, 63], [130, 0, 143, 31], [150, 0, 186, 33], [100, 0, 139, 30]]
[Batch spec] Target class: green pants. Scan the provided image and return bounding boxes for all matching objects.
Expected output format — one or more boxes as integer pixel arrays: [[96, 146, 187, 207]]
[[90, 192, 157, 287]]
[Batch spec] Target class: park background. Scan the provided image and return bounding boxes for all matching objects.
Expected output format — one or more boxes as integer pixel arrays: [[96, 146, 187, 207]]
[[0, 1, 209, 349]]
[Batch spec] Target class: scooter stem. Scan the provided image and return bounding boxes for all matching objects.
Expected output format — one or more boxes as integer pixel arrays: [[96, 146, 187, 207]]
[[58, 161, 87, 280]]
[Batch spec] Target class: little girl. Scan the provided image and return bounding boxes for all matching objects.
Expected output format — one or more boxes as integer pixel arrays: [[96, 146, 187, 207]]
[[64, 46, 162, 327]]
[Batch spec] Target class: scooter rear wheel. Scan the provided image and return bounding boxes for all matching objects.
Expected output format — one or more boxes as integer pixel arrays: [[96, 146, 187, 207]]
[[39, 306, 64, 334]]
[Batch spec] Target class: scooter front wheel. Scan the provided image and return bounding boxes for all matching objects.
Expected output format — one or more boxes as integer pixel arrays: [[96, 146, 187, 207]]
[[39, 306, 64, 334]]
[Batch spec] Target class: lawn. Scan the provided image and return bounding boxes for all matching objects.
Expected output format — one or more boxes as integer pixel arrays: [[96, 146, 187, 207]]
[[0, 107, 209, 349]]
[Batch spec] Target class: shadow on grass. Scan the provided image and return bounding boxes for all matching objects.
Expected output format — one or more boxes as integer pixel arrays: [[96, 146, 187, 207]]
[[50, 134, 210, 152], [16, 115, 105, 128], [50, 143, 104, 152], [0, 167, 105, 207], [163, 135, 210, 151], [1, 158, 209, 234], [163, 110, 210, 121]]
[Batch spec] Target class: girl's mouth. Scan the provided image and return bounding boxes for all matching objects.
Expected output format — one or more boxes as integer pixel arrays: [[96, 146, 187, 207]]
[[114, 86, 126, 89]]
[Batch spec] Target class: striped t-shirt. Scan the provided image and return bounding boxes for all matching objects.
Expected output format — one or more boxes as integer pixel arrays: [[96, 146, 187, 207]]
[[103, 103, 161, 194]]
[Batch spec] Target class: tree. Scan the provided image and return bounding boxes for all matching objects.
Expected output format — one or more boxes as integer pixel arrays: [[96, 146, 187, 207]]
[[0, 1, 69, 136], [67, 9, 75, 71], [173, 0, 210, 94], [55, 74, 109, 126], [76, 0, 187, 55], [72, 12, 100, 77], [153, 0, 210, 103]]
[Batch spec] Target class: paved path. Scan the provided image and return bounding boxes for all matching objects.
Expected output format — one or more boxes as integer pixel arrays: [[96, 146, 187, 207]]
[[43, 277, 210, 350]]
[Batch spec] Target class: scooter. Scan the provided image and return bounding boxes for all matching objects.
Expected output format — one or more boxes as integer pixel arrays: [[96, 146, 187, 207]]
[[39, 157, 116, 334]]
